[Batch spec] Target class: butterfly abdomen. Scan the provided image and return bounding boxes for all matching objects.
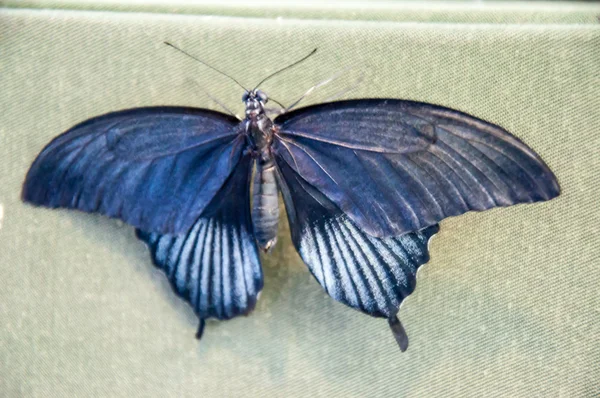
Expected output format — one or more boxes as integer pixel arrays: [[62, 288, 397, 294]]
[[251, 158, 279, 252]]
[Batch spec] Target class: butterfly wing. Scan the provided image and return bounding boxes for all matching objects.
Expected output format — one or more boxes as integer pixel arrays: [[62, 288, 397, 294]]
[[22, 106, 244, 234], [137, 154, 262, 332], [276, 159, 438, 350], [274, 99, 560, 238]]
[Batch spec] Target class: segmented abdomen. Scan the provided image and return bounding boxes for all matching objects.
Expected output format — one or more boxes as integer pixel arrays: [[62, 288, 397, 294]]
[[251, 159, 279, 251]]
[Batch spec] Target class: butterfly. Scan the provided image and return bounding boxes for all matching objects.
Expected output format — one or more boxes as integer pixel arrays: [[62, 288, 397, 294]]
[[22, 45, 560, 352]]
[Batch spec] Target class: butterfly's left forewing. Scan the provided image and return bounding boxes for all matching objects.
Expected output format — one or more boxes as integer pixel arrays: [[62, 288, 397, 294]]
[[137, 154, 263, 323]]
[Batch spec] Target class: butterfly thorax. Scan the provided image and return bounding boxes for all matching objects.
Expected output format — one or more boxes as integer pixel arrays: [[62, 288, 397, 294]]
[[245, 115, 274, 158], [243, 90, 274, 150], [243, 90, 279, 252]]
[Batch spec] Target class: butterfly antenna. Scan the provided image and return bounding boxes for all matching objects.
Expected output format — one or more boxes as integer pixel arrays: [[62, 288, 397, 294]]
[[253, 48, 317, 90], [164, 42, 248, 92]]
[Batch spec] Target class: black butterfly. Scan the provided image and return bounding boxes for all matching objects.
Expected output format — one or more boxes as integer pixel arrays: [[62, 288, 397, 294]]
[[22, 46, 559, 351]]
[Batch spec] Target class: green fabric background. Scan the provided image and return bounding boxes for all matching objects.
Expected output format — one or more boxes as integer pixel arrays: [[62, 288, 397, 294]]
[[1, 2, 599, 397]]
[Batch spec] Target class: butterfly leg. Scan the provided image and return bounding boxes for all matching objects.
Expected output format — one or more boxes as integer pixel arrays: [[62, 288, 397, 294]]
[[195, 319, 206, 340], [283, 68, 352, 113], [264, 107, 287, 117], [322, 71, 365, 103], [388, 316, 409, 352], [184, 78, 242, 121]]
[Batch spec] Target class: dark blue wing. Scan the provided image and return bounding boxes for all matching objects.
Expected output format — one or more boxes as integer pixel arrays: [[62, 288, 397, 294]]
[[136, 155, 262, 324], [276, 159, 438, 320], [274, 99, 560, 238], [22, 107, 244, 234]]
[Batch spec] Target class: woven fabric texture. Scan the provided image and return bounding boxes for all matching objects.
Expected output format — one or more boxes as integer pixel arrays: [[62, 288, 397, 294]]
[[1, 4, 599, 397]]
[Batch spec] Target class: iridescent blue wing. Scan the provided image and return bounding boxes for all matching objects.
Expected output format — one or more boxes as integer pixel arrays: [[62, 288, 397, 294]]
[[276, 159, 439, 351], [22, 107, 244, 234], [274, 99, 560, 238], [137, 155, 262, 336]]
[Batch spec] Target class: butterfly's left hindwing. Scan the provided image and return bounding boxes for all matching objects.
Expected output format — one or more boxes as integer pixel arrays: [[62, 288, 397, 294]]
[[276, 158, 438, 319], [136, 155, 263, 321]]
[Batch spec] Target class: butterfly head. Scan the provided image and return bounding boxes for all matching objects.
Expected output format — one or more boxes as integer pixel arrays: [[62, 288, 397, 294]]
[[243, 90, 268, 117]]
